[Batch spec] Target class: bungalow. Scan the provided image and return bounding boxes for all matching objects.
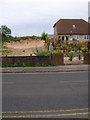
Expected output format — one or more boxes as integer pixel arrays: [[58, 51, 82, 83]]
[[51, 18, 90, 43]]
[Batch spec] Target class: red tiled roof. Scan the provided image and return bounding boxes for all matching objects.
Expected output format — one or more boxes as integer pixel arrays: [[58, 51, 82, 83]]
[[53, 19, 90, 35]]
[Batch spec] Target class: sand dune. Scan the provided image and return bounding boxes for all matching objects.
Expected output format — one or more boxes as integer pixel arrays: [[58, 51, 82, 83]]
[[3, 38, 45, 56]]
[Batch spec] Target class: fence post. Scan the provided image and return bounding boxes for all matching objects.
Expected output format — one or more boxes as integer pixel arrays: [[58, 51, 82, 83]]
[[30, 54, 32, 65], [78, 54, 81, 60], [6, 54, 8, 65]]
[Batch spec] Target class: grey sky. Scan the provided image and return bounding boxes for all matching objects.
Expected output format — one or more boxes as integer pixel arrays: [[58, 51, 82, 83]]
[[88, 1, 90, 16], [0, 0, 89, 37]]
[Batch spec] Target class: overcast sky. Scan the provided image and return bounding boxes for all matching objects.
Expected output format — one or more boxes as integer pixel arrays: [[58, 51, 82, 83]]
[[0, 0, 89, 37]]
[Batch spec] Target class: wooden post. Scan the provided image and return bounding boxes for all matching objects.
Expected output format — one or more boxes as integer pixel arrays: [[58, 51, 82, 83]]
[[30, 54, 32, 65], [6, 54, 8, 65], [79, 54, 81, 60], [48, 38, 52, 65]]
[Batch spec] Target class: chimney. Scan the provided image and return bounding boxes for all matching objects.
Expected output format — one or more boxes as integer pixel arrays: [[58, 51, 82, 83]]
[[88, 17, 90, 23]]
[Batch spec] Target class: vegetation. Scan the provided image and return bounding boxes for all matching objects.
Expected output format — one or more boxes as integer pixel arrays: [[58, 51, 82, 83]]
[[87, 41, 90, 52], [0, 25, 11, 37], [0, 43, 12, 56], [52, 50, 62, 55], [41, 32, 48, 43], [32, 48, 62, 57], [32, 47, 49, 56], [57, 43, 61, 47], [53, 40, 90, 61], [2, 35, 41, 42], [1, 62, 55, 67], [68, 52, 74, 61], [0, 25, 12, 41]]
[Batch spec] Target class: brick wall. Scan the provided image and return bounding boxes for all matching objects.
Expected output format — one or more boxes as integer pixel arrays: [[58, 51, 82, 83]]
[[52, 53, 64, 65], [84, 53, 90, 64], [1, 56, 50, 66]]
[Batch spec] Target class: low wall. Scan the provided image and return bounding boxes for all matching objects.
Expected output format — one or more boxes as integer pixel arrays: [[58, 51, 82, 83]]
[[84, 53, 90, 64], [52, 53, 64, 65], [1, 56, 50, 66]]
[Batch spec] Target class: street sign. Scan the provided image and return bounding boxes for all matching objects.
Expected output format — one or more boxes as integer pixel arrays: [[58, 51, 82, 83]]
[[48, 38, 52, 42]]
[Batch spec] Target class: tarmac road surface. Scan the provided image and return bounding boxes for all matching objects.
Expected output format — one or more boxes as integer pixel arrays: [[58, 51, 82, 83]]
[[2, 72, 88, 118]]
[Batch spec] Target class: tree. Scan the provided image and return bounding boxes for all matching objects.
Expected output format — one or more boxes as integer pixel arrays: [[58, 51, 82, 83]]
[[41, 32, 48, 43], [0, 25, 12, 39]]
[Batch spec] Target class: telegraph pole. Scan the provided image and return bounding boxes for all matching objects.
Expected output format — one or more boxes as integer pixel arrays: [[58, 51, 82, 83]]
[[49, 40, 51, 64]]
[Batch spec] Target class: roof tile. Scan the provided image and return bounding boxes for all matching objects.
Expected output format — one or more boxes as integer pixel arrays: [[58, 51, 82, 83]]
[[54, 19, 90, 35]]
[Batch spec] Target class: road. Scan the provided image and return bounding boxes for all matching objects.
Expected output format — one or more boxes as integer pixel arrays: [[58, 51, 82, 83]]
[[2, 72, 88, 118]]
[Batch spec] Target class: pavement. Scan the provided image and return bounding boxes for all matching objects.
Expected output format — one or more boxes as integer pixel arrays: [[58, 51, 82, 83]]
[[0, 64, 89, 73]]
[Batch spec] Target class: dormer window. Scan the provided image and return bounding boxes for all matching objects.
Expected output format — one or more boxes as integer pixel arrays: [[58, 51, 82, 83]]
[[73, 25, 76, 28]]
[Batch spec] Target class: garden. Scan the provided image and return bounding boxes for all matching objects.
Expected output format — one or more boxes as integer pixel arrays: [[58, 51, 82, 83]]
[[52, 40, 90, 64]]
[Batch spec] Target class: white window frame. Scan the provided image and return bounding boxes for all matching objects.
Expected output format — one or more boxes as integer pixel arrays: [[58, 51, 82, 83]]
[[73, 25, 76, 29], [62, 36, 69, 41], [74, 35, 79, 40], [84, 35, 90, 40], [64, 36, 66, 40]]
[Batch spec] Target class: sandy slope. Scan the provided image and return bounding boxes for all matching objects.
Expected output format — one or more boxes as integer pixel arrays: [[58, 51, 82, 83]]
[[3, 38, 45, 56]]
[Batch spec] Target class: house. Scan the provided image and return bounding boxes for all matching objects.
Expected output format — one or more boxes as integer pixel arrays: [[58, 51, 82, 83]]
[[52, 18, 90, 43]]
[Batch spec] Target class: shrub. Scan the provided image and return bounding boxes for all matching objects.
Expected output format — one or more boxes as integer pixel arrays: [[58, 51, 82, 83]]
[[65, 46, 69, 50], [76, 44, 82, 51], [32, 47, 49, 56], [0, 45, 12, 56], [52, 50, 62, 55], [11, 62, 19, 67], [69, 53, 74, 61], [2, 36, 41, 42], [41, 32, 48, 43], [66, 51, 75, 61], [57, 43, 61, 47], [81, 47, 88, 53]]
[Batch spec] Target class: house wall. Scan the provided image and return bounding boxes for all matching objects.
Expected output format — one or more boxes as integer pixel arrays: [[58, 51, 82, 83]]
[[54, 26, 57, 35], [78, 35, 85, 42], [69, 35, 85, 42], [71, 35, 88, 42], [53, 34, 87, 43]]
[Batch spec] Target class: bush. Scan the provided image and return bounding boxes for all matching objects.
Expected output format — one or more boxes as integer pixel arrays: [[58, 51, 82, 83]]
[[76, 44, 82, 51], [32, 47, 49, 56], [69, 53, 74, 61], [66, 51, 75, 61], [41, 32, 48, 43], [52, 50, 62, 55], [2, 36, 41, 42], [11, 62, 19, 67], [0, 45, 12, 56], [57, 43, 61, 47]]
